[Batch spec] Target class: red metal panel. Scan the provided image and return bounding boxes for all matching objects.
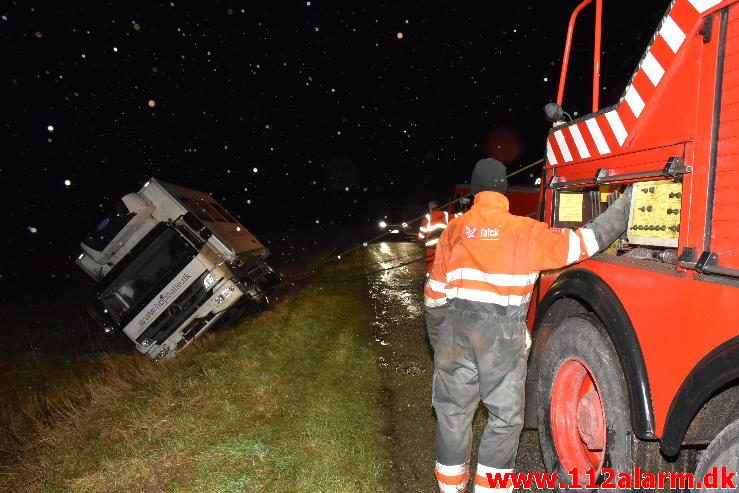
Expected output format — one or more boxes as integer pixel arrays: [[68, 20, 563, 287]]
[[631, 70, 657, 109], [561, 125, 580, 160], [650, 36, 677, 76], [720, 83, 739, 105], [713, 5, 739, 268], [617, 104, 638, 137], [715, 133, 739, 154], [595, 113, 621, 152], [549, 134, 566, 165], [578, 259, 738, 436], [671, 0, 702, 31], [571, 122, 597, 159], [506, 189, 539, 217], [627, 34, 704, 151]]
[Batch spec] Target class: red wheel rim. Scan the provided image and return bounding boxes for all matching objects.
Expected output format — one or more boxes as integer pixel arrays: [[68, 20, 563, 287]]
[[550, 358, 606, 480]]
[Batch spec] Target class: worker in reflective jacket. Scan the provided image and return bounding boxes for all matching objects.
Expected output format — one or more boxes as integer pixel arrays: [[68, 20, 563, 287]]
[[418, 200, 450, 274], [424, 158, 632, 493]]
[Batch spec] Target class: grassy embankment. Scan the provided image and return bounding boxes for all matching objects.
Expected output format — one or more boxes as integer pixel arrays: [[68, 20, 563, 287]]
[[1, 253, 389, 492]]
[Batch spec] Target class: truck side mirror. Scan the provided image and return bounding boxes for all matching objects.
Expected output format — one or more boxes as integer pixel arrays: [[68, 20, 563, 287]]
[[543, 102, 565, 122]]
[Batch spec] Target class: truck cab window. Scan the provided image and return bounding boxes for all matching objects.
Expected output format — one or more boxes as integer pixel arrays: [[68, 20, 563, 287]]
[[179, 197, 213, 223], [198, 200, 227, 222], [99, 227, 194, 324], [210, 202, 238, 223], [83, 201, 135, 251]]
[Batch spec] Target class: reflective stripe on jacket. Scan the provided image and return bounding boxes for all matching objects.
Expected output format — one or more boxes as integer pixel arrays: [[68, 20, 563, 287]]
[[418, 210, 449, 247], [424, 191, 629, 308]]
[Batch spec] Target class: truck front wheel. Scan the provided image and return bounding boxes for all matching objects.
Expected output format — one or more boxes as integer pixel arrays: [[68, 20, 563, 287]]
[[693, 417, 739, 492], [537, 314, 633, 488]]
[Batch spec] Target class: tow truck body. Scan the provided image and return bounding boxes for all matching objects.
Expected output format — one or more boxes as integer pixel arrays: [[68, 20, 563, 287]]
[[526, 0, 739, 484], [448, 183, 539, 217], [76, 178, 276, 359]]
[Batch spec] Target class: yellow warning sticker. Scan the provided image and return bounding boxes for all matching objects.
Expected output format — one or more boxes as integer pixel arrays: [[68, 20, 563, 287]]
[[559, 193, 583, 222]]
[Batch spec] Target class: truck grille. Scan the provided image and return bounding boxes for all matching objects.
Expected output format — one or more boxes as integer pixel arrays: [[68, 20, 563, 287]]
[[136, 271, 212, 345], [176, 312, 216, 351]]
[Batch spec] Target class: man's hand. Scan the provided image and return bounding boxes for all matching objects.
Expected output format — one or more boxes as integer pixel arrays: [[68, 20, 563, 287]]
[[621, 184, 633, 201]]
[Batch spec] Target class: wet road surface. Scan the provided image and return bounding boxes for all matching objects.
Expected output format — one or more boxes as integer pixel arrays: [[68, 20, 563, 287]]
[[364, 242, 545, 492]]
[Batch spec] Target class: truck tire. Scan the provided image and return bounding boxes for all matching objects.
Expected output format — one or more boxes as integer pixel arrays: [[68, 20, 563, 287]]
[[693, 418, 739, 492], [537, 314, 632, 489]]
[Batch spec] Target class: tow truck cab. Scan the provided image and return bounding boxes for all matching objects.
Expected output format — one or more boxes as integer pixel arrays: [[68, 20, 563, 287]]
[[76, 178, 277, 359]]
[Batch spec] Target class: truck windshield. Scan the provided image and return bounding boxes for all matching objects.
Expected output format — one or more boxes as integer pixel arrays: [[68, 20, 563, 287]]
[[99, 228, 194, 325]]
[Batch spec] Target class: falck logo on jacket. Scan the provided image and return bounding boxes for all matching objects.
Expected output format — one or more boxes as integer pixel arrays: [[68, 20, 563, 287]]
[[465, 225, 501, 240], [480, 227, 500, 240]]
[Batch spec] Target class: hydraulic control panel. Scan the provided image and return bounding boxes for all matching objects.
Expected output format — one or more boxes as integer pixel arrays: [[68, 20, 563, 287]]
[[627, 179, 683, 248]]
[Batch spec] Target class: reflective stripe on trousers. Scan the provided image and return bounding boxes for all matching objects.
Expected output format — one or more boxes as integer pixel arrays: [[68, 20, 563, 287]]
[[431, 299, 529, 471]]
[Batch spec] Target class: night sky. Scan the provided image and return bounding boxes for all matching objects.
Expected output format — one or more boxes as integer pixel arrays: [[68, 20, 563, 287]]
[[3, 1, 667, 275]]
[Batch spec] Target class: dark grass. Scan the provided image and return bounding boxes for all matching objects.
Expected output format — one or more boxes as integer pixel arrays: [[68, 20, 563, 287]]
[[1, 252, 390, 492]]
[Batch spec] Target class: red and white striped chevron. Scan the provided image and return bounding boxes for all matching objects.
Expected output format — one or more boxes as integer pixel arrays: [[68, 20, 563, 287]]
[[546, 0, 723, 166]]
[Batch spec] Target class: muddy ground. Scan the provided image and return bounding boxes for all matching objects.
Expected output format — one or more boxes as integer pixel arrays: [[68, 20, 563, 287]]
[[364, 241, 545, 492]]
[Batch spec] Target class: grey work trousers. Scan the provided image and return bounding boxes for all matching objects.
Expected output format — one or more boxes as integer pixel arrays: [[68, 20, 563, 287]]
[[427, 299, 529, 469]]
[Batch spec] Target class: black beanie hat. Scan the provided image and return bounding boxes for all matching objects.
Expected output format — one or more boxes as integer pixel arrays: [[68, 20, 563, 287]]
[[471, 158, 508, 194]]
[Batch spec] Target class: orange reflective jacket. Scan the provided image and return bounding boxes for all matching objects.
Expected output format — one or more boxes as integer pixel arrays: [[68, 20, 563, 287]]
[[424, 191, 603, 308], [418, 210, 449, 248]]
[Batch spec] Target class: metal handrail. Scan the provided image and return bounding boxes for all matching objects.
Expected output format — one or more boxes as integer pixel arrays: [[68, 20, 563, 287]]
[[556, 0, 603, 113]]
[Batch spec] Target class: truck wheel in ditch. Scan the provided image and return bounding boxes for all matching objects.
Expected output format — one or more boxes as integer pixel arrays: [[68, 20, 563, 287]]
[[693, 417, 739, 492], [537, 314, 632, 489]]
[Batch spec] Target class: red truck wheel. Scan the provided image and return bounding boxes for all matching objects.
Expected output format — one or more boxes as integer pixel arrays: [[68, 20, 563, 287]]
[[550, 358, 606, 474], [537, 314, 633, 488]]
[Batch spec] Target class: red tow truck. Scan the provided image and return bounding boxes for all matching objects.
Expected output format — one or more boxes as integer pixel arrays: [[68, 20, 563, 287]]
[[525, 0, 739, 488], [448, 183, 540, 217]]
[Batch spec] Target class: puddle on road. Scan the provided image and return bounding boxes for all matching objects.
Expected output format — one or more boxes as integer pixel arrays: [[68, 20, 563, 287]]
[[366, 243, 429, 376], [365, 242, 438, 492]]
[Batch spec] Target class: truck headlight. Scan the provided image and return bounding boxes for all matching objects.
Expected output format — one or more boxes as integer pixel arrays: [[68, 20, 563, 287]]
[[215, 285, 235, 304], [156, 346, 170, 359], [203, 272, 216, 291], [141, 338, 153, 347]]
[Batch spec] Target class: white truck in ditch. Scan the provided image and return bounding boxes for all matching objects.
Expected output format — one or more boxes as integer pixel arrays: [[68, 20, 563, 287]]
[[76, 178, 277, 359]]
